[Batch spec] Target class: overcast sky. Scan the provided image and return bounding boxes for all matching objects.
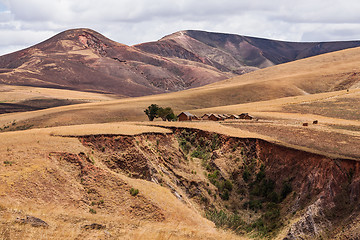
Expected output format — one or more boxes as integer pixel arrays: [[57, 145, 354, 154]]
[[1, 0, 360, 56]]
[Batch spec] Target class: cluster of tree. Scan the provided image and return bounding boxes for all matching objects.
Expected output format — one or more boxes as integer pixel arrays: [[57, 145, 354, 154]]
[[144, 104, 177, 121]]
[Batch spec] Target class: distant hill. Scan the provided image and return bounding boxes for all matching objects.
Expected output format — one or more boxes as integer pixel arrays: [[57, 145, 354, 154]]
[[1, 28, 360, 97]]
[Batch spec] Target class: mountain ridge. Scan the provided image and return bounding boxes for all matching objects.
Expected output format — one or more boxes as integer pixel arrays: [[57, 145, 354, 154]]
[[141, 29, 360, 70], [1, 28, 360, 97]]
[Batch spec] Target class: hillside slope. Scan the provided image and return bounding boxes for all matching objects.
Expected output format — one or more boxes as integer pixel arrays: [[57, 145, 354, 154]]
[[0, 124, 244, 239], [0, 29, 233, 97], [1, 45, 359, 130], [1, 28, 360, 97]]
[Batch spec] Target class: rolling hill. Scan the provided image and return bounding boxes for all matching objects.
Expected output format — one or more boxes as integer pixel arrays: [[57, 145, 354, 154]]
[[1, 28, 360, 98], [1, 44, 359, 130]]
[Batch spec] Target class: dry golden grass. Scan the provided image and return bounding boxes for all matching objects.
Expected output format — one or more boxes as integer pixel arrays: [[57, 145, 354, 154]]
[[282, 90, 360, 121], [0, 124, 246, 239], [0, 90, 358, 161], [49, 122, 172, 136], [0, 201, 242, 240], [0, 84, 118, 103], [193, 88, 360, 117], [181, 88, 359, 160], [223, 121, 360, 159], [1, 46, 359, 131], [143, 120, 359, 160]]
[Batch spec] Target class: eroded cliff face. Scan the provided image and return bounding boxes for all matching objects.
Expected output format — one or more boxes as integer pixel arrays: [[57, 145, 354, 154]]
[[256, 140, 359, 239], [54, 128, 360, 239]]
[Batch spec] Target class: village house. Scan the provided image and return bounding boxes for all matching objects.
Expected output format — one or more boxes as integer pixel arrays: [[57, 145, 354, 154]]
[[201, 113, 210, 120], [208, 113, 224, 121], [239, 113, 254, 120], [229, 114, 240, 120], [177, 112, 199, 121], [223, 114, 231, 119], [199, 113, 248, 121]]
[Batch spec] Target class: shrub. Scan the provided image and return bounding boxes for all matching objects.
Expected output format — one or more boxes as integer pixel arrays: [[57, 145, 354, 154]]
[[200, 196, 209, 204], [256, 169, 265, 182], [268, 191, 279, 203], [259, 203, 281, 234], [211, 134, 221, 150], [251, 178, 275, 198], [207, 170, 220, 184], [237, 188, 246, 195], [205, 163, 214, 172], [251, 218, 265, 233], [243, 200, 262, 211], [191, 148, 210, 160], [205, 209, 245, 233], [262, 179, 275, 197], [281, 182, 292, 200], [224, 180, 233, 192], [179, 139, 191, 154], [89, 208, 97, 214], [3, 161, 13, 166], [242, 169, 250, 182], [220, 190, 230, 200], [130, 188, 139, 196]]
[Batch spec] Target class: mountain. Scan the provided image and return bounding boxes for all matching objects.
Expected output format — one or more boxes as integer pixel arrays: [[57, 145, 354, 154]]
[[1, 28, 360, 97], [0, 28, 234, 97], [136, 30, 360, 73]]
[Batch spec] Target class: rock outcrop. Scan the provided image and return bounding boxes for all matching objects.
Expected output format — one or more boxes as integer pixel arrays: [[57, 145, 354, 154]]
[[15, 216, 49, 228]]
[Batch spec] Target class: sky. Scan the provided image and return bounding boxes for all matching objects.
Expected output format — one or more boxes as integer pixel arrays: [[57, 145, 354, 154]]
[[1, 0, 360, 55]]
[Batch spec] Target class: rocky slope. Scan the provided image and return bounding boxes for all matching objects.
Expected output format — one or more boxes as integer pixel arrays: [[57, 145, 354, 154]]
[[1, 28, 360, 97]]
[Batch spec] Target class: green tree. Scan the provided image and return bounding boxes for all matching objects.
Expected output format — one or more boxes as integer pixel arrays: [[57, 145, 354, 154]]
[[144, 104, 159, 121], [166, 112, 177, 121], [157, 107, 176, 121]]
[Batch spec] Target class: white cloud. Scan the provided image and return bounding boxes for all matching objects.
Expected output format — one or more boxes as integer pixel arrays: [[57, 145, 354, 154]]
[[1, 0, 360, 55]]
